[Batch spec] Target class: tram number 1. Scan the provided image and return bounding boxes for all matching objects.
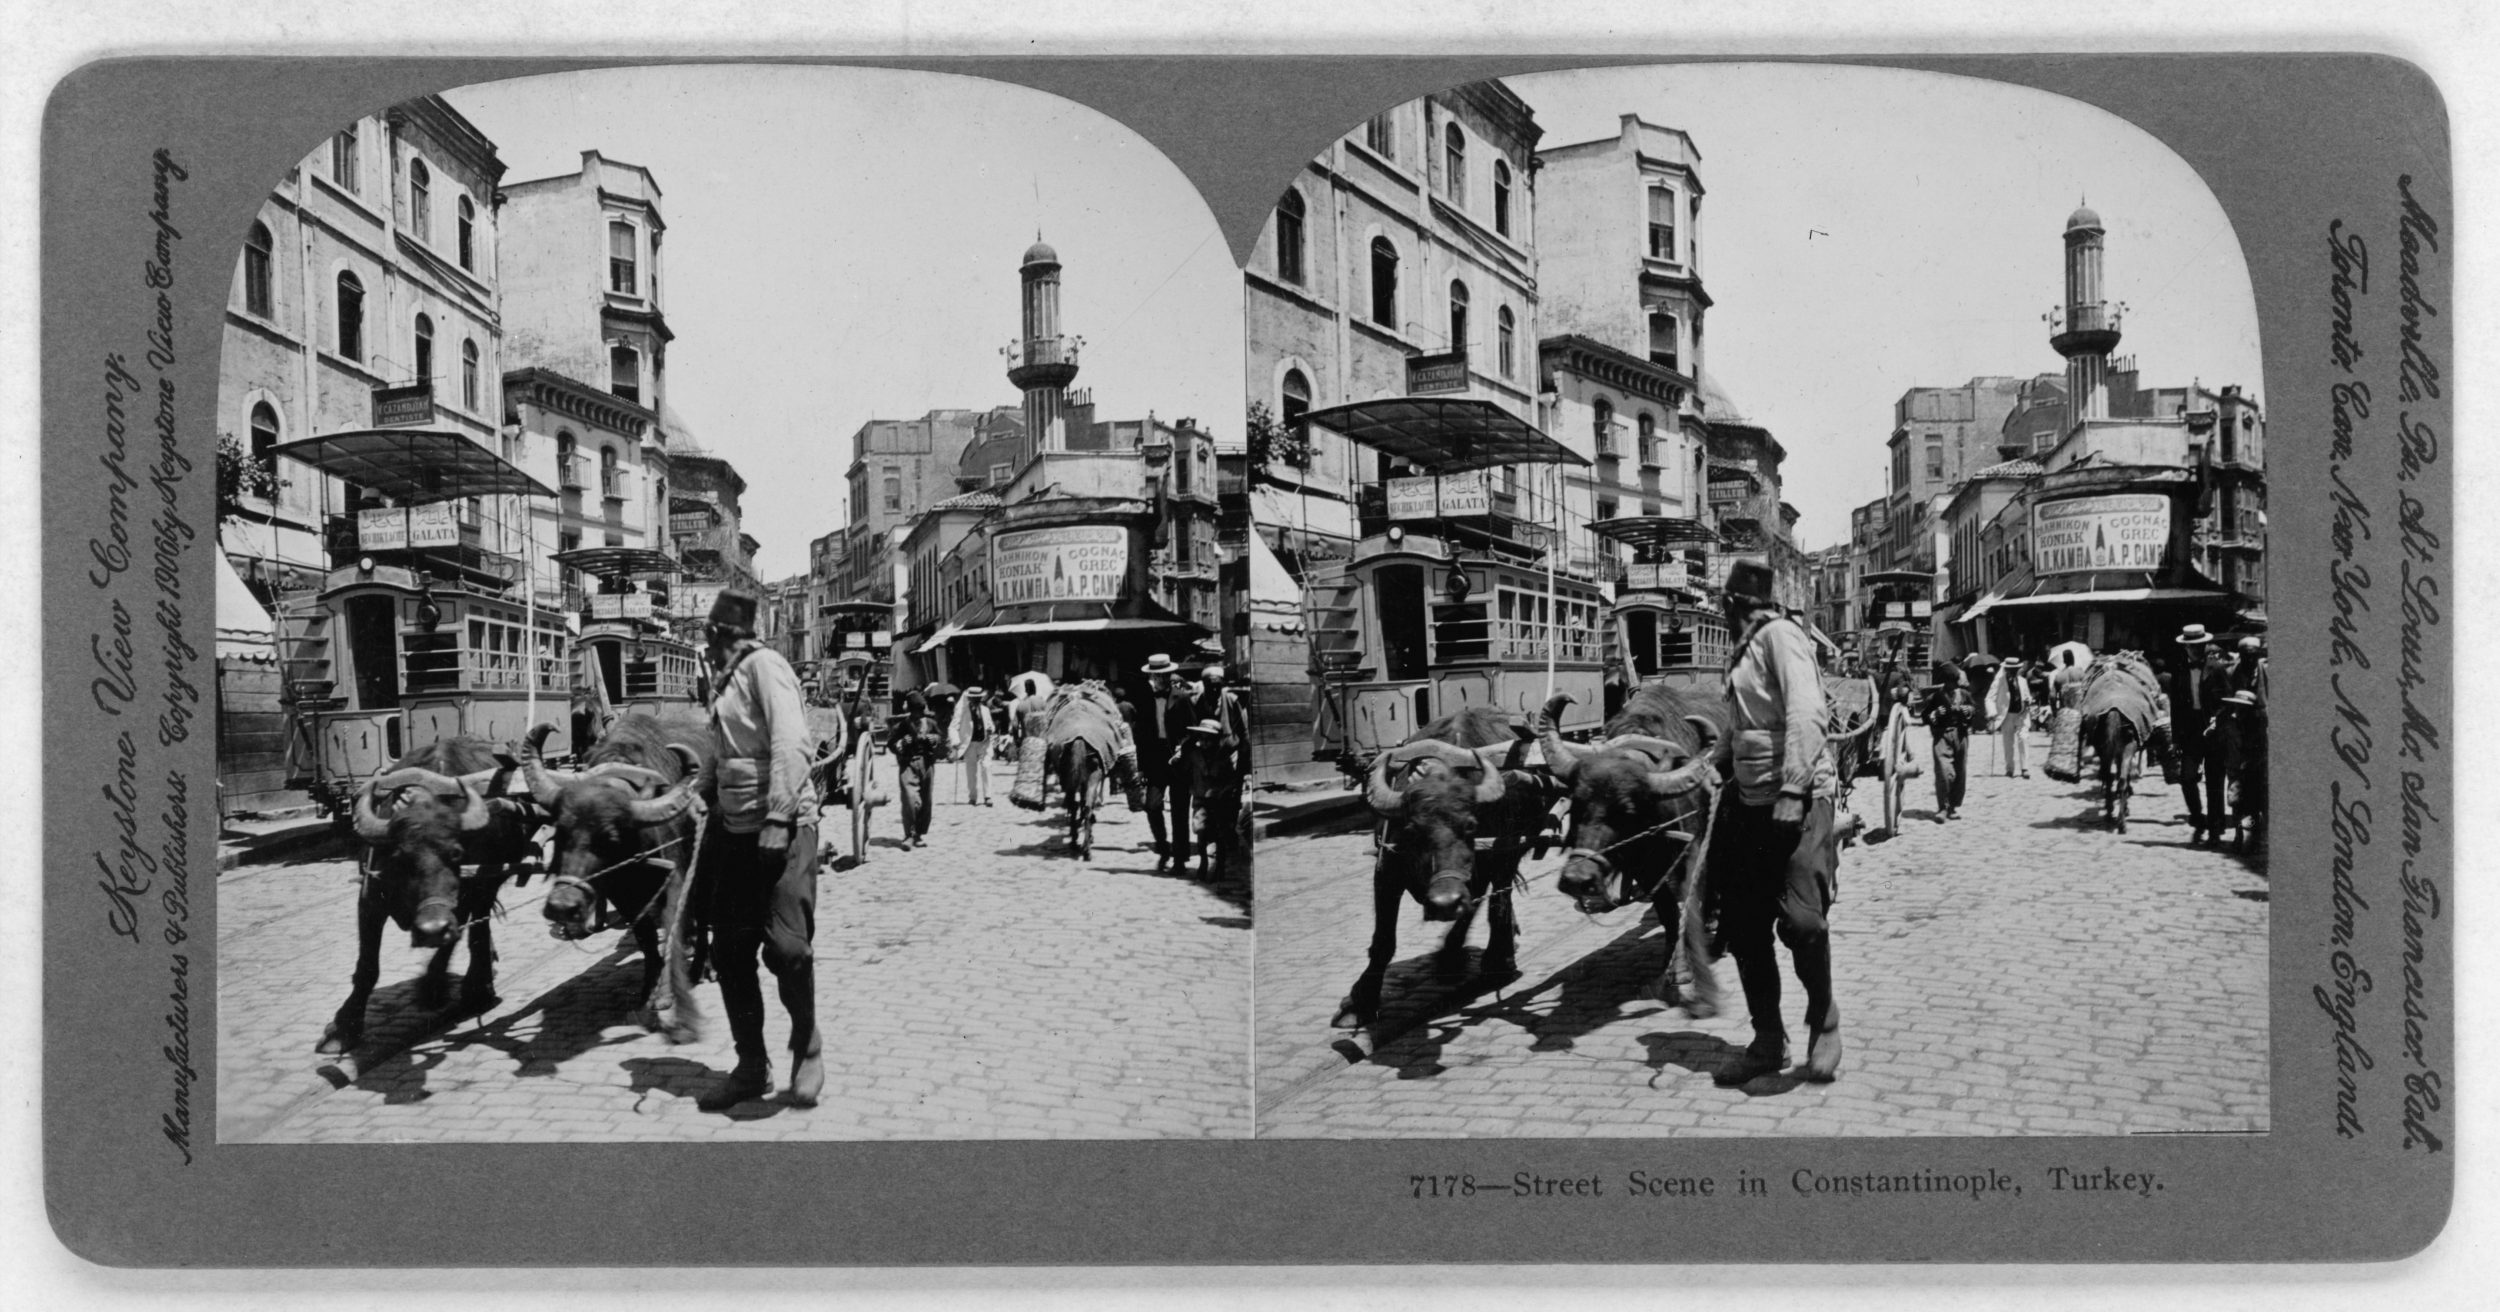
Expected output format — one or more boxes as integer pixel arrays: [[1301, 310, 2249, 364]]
[[1411, 1174, 1479, 1199]]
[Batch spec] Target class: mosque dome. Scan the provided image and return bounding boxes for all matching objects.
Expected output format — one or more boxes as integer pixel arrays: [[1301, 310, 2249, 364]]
[[2065, 203, 2103, 232], [1021, 238, 1059, 266]]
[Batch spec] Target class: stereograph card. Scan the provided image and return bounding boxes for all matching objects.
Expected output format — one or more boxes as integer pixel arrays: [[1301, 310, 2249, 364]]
[[36, 50, 2451, 1267]]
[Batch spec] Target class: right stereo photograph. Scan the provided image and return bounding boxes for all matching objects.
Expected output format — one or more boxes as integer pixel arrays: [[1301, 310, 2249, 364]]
[[1244, 63, 2270, 1139]]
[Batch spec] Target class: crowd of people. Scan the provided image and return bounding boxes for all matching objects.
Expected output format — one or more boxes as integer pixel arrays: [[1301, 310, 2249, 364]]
[[1830, 625, 2269, 844]]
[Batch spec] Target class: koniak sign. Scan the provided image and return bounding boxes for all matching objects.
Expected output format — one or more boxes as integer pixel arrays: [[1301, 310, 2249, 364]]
[[2031, 493, 2170, 575]]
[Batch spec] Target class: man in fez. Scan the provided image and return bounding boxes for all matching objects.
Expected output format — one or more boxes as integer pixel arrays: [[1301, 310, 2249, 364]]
[[696, 586, 824, 1110]]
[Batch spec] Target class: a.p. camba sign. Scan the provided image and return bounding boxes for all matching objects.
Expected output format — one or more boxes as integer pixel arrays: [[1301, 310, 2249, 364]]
[[992, 524, 1130, 605], [2032, 493, 2170, 575]]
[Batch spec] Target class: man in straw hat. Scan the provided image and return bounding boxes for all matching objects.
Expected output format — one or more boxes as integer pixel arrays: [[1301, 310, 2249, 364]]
[[2169, 623, 2232, 845], [1132, 653, 1195, 870], [695, 586, 825, 1111], [1707, 560, 1846, 1086]]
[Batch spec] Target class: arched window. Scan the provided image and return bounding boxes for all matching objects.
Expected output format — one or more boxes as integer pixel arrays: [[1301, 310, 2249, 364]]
[[1369, 237, 1398, 329], [1447, 280, 1470, 353], [556, 431, 578, 488], [1275, 188, 1306, 285], [1593, 399, 1616, 458], [242, 221, 273, 318], [248, 401, 280, 485], [1496, 306, 1516, 379], [409, 158, 431, 242], [599, 445, 620, 499], [460, 338, 480, 411], [335, 270, 364, 363], [457, 196, 476, 271], [1649, 310, 1679, 372], [1443, 122, 1467, 207], [609, 221, 637, 294], [1637, 412, 1657, 465], [413, 313, 434, 385], [1280, 368, 1312, 431], [610, 343, 639, 403], [1493, 160, 1513, 236]]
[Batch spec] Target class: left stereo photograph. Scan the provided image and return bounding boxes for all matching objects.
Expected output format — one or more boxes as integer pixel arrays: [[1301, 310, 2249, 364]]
[[212, 64, 1253, 1144]]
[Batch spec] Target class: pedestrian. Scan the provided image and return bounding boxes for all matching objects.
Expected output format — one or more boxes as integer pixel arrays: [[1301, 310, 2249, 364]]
[[2169, 624, 2232, 845], [692, 586, 824, 1111], [1987, 656, 2032, 778], [1706, 560, 1846, 1086], [1922, 661, 1977, 820], [950, 683, 992, 807], [1193, 664, 1254, 779], [1131, 653, 1195, 871], [2232, 636, 2269, 707], [887, 689, 943, 849]]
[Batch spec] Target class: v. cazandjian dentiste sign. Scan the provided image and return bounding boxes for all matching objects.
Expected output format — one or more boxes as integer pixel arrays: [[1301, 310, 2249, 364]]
[[992, 525, 1129, 605], [2031, 493, 2170, 575]]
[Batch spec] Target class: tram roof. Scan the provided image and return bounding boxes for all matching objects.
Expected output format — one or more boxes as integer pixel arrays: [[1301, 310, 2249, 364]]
[[551, 546, 680, 578], [1861, 569, 1937, 585], [1301, 398, 1587, 473], [267, 428, 555, 501], [1587, 515, 1720, 550]]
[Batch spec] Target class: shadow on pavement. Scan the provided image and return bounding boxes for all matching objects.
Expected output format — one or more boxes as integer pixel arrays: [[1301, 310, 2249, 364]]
[[329, 943, 652, 1101], [621, 1055, 791, 1122], [313, 970, 499, 1092], [1637, 1029, 1806, 1097]]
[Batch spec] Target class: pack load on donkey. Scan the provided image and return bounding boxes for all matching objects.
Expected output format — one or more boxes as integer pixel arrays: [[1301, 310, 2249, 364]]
[[2045, 653, 2160, 782]]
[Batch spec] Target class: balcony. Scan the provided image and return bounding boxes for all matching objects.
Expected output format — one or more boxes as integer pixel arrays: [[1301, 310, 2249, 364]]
[[1004, 335, 1082, 391]]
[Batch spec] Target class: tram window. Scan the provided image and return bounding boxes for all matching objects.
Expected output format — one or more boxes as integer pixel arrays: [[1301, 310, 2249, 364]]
[[1375, 564, 1428, 683]]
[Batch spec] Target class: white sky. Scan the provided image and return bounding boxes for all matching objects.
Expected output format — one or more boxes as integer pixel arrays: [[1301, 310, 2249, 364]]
[[444, 65, 1242, 581], [1507, 63, 2265, 550]]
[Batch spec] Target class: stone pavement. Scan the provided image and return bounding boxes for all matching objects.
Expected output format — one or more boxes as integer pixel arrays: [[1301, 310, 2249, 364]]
[[219, 757, 1251, 1142], [1255, 725, 2268, 1138]]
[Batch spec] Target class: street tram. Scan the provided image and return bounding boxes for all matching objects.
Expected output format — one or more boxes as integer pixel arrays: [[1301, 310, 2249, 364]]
[[1860, 568, 1938, 690], [551, 546, 702, 731], [1299, 397, 1601, 758], [263, 428, 565, 824], [1589, 515, 1732, 699]]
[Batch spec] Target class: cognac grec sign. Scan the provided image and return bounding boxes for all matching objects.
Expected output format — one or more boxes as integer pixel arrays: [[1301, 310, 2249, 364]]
[[2031, 493, 2170, 575]]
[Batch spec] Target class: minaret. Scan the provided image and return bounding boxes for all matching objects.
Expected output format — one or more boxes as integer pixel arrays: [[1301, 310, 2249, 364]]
[[1007, 236, 1081, 455], [2049, 201, 2123, 436]]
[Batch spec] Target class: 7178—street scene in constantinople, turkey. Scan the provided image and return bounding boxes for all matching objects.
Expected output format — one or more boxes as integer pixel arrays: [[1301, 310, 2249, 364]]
[[1246, 65, 2270, 1137], [212, 66, 1253, 1141]]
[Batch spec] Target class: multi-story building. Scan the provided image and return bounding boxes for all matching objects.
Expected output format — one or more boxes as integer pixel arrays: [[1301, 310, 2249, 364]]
[[1240, 81, 1545, 778], [214, 94, 509, 812], [1883, 376, 2028, 573], [667, 449, 759, 639], [496, 150, 679, 622], [841, 409, 988, 605]]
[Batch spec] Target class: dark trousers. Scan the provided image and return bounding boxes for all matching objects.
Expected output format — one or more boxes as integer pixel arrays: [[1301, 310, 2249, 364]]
[[2176, 718, 2226, 830], [897, 757, 934, 839], [1931, 727, 1969, 812], [1711, 795, 1839, 1053], [702, 824, 820, 1067], [1143, 773, 1191, 856]]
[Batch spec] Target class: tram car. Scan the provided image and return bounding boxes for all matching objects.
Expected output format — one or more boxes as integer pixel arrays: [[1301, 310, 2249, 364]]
[[553, 546, 704, 737], [262, 428, 571, 827], [1594, 516, 1733, 700]]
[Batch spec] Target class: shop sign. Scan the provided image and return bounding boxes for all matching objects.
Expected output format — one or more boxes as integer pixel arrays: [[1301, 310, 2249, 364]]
[[1386, 473, 1490, 520], [992, 524, 1128, 605], [356, 502, 458, 550], [1405, 350, 1470, 395], [371, 382, 434, 427], [2032, 493, 2169, 575], [589, 593, 653, 621]]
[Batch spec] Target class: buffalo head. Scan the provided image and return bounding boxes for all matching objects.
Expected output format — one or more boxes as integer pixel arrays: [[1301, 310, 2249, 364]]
[[1536, 696, 1720, 913], [1365, 740, 1513, 921], [518, 723, 704, 939], [352, 768, 495, 948]]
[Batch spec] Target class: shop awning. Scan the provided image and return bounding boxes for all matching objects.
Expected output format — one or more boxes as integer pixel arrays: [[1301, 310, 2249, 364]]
[[216, 551, 274, 654], [926, 595, 996, 647], [1959, 592, 2004, 623], [551, 546, 680, 578], [1985, 586, 2240, 610], [1247, 530, 1304, 632], [1587, 515, 1720, 552], [266, 427, 554, 501], [1302, 397, 1587, 473], [958, 616, 1200, 638]]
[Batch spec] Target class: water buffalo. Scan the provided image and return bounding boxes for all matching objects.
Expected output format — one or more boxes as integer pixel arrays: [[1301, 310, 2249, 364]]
[[1536, 685, 1727, 1014], [517, 715, 711, 1012], [1334, 706, 1543, 1030], [319, 735, 542, 1054]]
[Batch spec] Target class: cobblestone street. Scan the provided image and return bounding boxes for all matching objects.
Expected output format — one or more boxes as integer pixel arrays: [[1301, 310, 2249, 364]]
[[1255, 726, 2269, 1138], [219, 759, 1252, 1142]]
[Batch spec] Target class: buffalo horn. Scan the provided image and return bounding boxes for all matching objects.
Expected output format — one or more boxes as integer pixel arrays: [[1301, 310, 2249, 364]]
[[585, 763, 672, 794], [518, 722, 575, 806], [1599, 734, 1689, 768], [1536, 698, 1583, 781], [1644, 757, 1715, 798], [1364, 751, 1402, 814], [626, 776, 702, 827], [1683, 714, 1723, 763]]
